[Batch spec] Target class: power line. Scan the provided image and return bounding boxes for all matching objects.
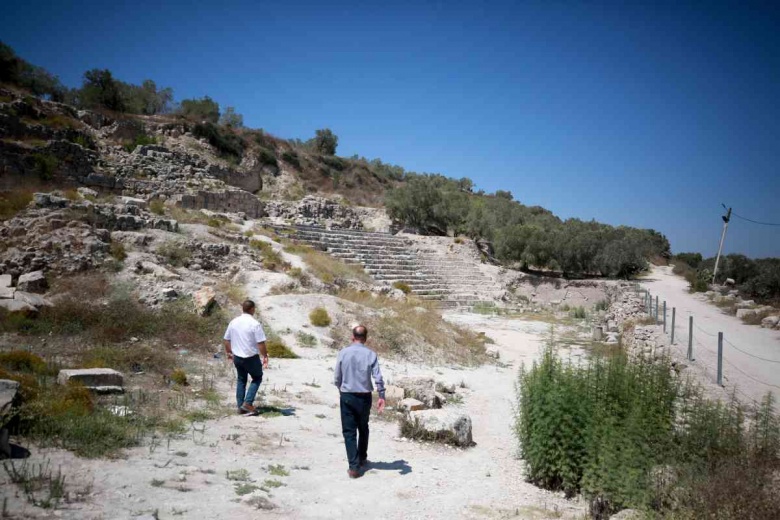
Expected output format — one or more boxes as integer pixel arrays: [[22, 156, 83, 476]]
[[731, 210, 780, 227]]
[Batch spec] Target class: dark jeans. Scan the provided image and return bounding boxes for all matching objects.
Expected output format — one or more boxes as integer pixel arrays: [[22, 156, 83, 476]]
[[233, 354, 263, 408], [340, 392, 372, 470]]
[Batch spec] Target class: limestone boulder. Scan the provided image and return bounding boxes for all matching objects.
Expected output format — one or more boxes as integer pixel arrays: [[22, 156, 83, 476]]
[[609, 510, 643, 520], [193, 286, 218, 316], [17, 270, 48, 294], [761, 315, 780, 329], [0, 299, 37, 316], [0, 286, 14, 299], [383, 385, 404, 405], [408, 409, 474, 447], [0, 274, 11, 288], [736, 300, 756, 309], [395, 377, 443, 409], [1, 379, 21, 459], [13, 291, 52, 309], [400, 398, 425, 412], [736, 308, 757, 320], [57, 368, 124, 394]]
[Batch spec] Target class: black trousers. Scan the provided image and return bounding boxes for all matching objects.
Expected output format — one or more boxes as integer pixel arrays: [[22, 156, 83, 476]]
[[340, 392, 372, 470]]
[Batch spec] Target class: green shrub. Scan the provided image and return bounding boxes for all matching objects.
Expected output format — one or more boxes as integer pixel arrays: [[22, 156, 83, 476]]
[[594, 300, 609, 312], [257, 148, 278, 168], [122, 133, 156, 153], [392, 281, 412, 294], [193, 122, 245, 160], [0, 350, 49, 375], [109, 241, 127, 262], [149, 199, 165, 215], [266, 338, 298, 359], [0, 190, 34, 220], [156, 240, 191, 267], [296, 331, 317, 348], [281, 151, 300, 168], [571, 306, 587, 319], [515, 337, 780, 518], [171, 369, 188, 386], [33, 153, 58, 180], [309, 307, 331, 327]]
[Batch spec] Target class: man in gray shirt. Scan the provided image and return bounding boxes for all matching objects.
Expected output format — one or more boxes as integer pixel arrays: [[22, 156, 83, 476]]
[[333, 324, 386, 478]]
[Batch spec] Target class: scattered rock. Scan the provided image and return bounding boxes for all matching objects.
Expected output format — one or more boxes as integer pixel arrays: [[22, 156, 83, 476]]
[[610, 510, 643, 520], [400, 398, 426, 412], [0, 285, 14, 299], [761, 315, 780, 329], [395, 377, 444, 409], [0, 274, 11, 288], [77, 187, 98, 198], [0, 379, 21, 459], [736, 308, 757, 320], [57, 368, 124, 394], [0, 299, 37, 315], [408, 409, 474, 447], [383, 385, 405, 405], [485, 346, 500, 359], [592, 326, 604, 341], [193, 286, 218, 316], [736, 300, 756, 309], [16, 270, 48, 293], [13, 291, 52, 309], [161, 287, 179, 299]]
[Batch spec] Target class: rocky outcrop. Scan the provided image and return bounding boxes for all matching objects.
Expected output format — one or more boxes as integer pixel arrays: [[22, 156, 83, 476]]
[[264, 196, 387, 231], [16, 270, 48, 293], [174, 189, 264, 219]]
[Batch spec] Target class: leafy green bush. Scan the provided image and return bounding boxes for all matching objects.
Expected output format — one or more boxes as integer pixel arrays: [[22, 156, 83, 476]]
[[516, 339, 780, 518], [109, 241, 127, 261], [281, 151, 300, 169], [571, 306, 587, 319], [266, 338, 298, 359], [309, 307, 332, 327], [296, 331, 317, 348], [149, 199, 165, 215], [123, 133, 156, 153], [32, 153, 58, 180], [179, 96, 220, 123], [171, 369, 188, 386], [193, 122, 245, 160]]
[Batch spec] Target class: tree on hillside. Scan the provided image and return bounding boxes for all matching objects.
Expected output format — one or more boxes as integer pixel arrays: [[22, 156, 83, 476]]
[[0, 41, 66, 101], [310, 128, 338, 155], [179, 96, 220, 123], [123, 79, 174, 115], [78, 69, 125, 111], [219, 106, 244, 128]]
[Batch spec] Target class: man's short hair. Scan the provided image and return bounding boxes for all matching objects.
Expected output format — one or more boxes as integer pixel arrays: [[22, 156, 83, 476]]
[[242, 300, 255, 313], [352, 324, 368, 341]]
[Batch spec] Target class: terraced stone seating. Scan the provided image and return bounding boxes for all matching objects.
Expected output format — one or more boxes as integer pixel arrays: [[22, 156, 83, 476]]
[[269, 225, 505, 309]]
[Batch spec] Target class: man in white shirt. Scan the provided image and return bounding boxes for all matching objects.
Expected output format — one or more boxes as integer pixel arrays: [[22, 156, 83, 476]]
[[223, 299, 269, 414]]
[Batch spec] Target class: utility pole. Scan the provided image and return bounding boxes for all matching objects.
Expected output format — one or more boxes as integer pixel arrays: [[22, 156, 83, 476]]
[[712, 205, 732, 285]]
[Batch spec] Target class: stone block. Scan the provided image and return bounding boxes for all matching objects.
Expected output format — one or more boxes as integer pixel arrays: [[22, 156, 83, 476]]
[[57, 368, 124, 393], [400, 398, 425, 412], [13, 291, 51, 309], [761, 315, 780, 329], [17, 270, 48, 294], [592, 326, 604, 341], [736, 309, 757, 320], [736, 300, 756, 309], [408, 409, 473, 447], [384, 385, 404, 405], [0, 274, 11, 288], [0, 299, 37, 315], [0, 286, 14, 299]]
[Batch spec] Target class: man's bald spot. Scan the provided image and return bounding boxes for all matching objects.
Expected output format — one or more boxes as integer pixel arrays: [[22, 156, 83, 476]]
[[352, 325, 368, 342]]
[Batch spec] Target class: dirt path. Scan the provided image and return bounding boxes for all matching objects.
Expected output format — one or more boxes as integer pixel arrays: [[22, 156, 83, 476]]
[[640, 266, 780, 403], [2, 308, 585, 519]]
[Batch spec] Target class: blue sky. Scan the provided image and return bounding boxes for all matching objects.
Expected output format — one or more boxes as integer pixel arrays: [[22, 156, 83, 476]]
[[3, 1, 779, 257]]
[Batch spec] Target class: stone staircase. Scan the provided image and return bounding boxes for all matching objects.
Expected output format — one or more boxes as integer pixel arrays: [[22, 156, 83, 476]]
[[271, 225, 504, 309]]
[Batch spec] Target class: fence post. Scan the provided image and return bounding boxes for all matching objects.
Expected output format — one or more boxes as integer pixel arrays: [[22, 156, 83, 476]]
[[687, 316, 694, 361], [663, 301, 667, 333], [717, 332, 723, 386], [671, 308, 676, 344], [655, 296, 659, 324]]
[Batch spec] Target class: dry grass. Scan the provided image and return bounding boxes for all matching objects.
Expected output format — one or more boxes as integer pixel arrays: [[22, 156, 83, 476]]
[[334, 290, 488, 365], [309, 307, 332, 327], [0, 189, 34, 220], [283, 244, 371, 284]]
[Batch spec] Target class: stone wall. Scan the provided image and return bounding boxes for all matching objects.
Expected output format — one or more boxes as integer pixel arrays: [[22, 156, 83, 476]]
[[173, 190, 265, 219], [264, 195, 390, 231]]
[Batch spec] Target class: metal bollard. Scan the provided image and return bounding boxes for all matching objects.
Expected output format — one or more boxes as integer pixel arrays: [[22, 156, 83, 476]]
[[663, 301, 667, 333], [671, 308, 676, 344], [655, 296, 659, 324], [717, 332, 723, 386], [687, 316, 694, 361]]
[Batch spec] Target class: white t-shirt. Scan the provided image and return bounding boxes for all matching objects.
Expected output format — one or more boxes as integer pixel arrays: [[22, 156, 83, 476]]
[[223, 313, 267, 358]]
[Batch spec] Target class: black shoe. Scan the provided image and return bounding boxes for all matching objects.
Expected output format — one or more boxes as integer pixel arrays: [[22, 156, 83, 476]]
[[359, 459, 369, 468], [348, 469, 361, 479]]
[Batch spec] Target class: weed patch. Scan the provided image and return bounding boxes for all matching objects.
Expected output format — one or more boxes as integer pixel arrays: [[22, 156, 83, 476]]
[[309, 307, 332, 327]]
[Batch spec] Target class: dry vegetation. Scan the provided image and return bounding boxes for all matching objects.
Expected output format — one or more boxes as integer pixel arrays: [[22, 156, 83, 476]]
[[333, 290, 489, 365], [282, 243, 371, 284]]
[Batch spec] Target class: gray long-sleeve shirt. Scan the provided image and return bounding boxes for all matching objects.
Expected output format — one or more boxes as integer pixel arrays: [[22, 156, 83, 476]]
[[333, 342, 386, 399]]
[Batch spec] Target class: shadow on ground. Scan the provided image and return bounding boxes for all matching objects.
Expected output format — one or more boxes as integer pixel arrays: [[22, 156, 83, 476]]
[[366, 459, 412, 475]]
